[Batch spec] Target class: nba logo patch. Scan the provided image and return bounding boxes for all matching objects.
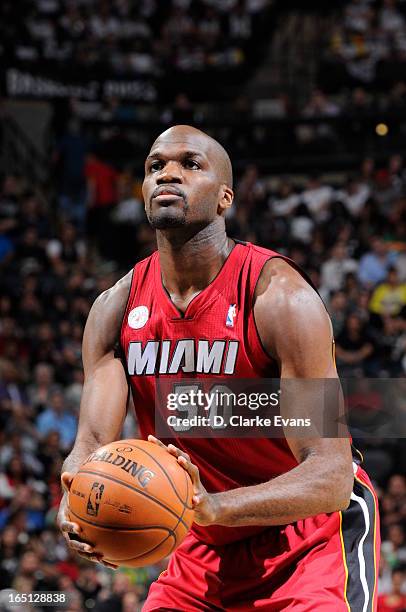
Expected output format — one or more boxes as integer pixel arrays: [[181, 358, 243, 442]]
[[128, 306, 149, 329], [226, 304, 237, 327]]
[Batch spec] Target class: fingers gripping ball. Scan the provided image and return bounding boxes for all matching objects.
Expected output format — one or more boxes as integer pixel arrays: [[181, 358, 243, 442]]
[[67, 440, 194, 567]]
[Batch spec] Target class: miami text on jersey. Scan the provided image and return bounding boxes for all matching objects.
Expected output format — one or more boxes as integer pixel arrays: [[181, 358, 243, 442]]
[[127, 339, 239, 375]]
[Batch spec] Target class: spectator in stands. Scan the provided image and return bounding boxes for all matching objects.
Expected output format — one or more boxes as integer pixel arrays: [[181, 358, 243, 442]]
[[28, 363, 54, 412], [0, 431, 42, 476], [0, 455, 46, 533], [90, 3, 119, 40], [374, 315, 405, 376], [301, 176, 334, 222], [75, 566, 102, 606], [0, 456, 27, 508], [14, 226, 47, 271], [382, 524, 406, 568], [55, 118, 88, 232], [0, 356, 27, 405], [170, 93, 195, 125], [387, 155, 406, 195], [269, 181, 300, 217], [337, 176, 371, 218], [385, 81, 406, 113], [377, 568, 406, 611], [59, 3, 86, 41], [0, 232, 14, 266], [19, 192, 50, 241], [335, 312, 374, 376], [235, 164, 266, 215], [85, 151, 119, 259], [46, 222, 86, 267], [320, 241, 359, 295], [387, 474, 406, 504], [328, 290, 348, 337], [122, 590, 143, 612], [95, 572, 136, 612], [346, 87, 374, 116], [0, 525, 21, 588], [35, 388, 77, 451], [381, 494, 402, 532], [369, 267, 406, 317], [291, 216, 316, 255], [374, 169, 403, 215], [37, 430, 62, 476], [360, 157, 376, 186], [344, 0, 373, 33], [302, 89, 341, 118], [65, 367, 84, 412], [13, 549, 58, 593], [379, 0, 405, 36], [358, 236, 398, 287], [229, 2, 252, 42]]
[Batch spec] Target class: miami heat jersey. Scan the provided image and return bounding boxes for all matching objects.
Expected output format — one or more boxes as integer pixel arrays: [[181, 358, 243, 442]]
[[120, 241, 300, 544]]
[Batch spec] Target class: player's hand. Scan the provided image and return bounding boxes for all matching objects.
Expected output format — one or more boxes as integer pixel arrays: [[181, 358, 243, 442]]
[[148, 436, 220, 526], [57, 471, 118, 569]]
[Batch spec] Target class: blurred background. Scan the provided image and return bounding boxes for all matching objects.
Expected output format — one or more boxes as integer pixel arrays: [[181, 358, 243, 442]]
[[1, 0, 406, 610]]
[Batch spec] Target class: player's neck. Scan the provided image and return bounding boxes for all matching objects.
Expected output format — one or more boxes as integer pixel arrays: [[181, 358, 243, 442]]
[[157, 222, 233, 297]]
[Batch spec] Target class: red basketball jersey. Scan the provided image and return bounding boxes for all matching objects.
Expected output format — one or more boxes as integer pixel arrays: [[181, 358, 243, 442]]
[[120, 241, 301, 544]]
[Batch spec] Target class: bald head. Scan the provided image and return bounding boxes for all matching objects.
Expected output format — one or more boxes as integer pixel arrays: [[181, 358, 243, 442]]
[[143, 124, 234, 232], [151, 125, 233, 188]]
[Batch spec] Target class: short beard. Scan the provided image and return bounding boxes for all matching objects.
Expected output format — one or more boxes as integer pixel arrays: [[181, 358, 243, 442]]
[[147, 200, 189, 230]]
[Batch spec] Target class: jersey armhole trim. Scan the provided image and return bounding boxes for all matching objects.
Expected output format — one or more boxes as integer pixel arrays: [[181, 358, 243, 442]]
[[118, 267, 135, 356], [250, 256, 276, 364]]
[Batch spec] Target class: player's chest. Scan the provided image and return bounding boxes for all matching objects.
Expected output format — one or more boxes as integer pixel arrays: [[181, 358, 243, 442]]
[[122, 299, 243, 377]]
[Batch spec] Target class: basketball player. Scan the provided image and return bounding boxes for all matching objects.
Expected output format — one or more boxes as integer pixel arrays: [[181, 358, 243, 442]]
[[58, 125, 380, 610]]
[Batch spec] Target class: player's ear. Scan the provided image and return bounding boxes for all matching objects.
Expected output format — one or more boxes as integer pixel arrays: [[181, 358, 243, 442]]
[[218, 185, 233, 214]]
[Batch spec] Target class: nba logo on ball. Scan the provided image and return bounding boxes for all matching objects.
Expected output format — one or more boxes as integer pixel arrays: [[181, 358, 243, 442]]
[[226, 304, 237, 327], [86, 482, 104, 517], [128, 306, 149, 329]]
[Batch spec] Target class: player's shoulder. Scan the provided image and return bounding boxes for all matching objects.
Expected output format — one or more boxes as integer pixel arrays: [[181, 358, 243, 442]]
[[254, 253, 313, 305], [94, 269, 133, 314], [84, 269, 134, 354], [254, 254, 330, 344], [238, 241, 314, 306], [253, 256, 332, 358]]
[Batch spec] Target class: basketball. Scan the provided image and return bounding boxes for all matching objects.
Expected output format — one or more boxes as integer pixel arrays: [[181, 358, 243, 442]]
[[67, 440, 194, 567]]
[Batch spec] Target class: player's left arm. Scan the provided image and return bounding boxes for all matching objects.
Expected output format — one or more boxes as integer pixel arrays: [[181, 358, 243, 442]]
[[150, 258, 354, 526]]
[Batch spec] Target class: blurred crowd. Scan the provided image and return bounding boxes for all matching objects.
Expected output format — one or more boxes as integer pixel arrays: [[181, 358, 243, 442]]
[[299, 81, 406, 118], [327, 0, 406, 84], [261, 156, 406, 377], [0, 169, 150, 607], [0, 0, 270, 75], [67, 80, 406, 125]]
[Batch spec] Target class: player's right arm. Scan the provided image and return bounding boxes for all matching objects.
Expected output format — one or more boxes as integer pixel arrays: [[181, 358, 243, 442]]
[[56, 271, 132, 565]]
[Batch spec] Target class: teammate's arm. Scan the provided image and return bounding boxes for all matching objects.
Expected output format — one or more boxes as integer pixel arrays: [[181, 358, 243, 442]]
[[151, 259, 354, 526], [56, 272, 131, 561]]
